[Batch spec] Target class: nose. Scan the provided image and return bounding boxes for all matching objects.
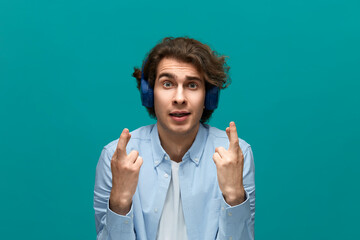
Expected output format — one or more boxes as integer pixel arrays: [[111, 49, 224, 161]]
[[173, 86, 186, 105]]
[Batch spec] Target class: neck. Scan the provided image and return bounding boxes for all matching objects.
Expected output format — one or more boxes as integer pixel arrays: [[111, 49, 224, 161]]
[[157, 123, 200, 163]]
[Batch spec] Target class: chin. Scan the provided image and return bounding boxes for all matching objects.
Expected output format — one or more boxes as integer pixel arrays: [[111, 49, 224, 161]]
[[169, 122, 200, 136]]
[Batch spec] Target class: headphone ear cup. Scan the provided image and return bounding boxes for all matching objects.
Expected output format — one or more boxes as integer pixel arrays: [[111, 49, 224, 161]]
[[205, 86, 219, 110], [140, 78, 154, 108]]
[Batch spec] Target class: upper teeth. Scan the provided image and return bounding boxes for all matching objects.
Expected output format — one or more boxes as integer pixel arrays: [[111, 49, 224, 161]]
[[173, 113, 186, 116]]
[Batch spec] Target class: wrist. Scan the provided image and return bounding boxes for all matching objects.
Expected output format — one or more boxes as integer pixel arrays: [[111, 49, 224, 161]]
[[109, 191, 132, 215], [223, 188, 246, 206]]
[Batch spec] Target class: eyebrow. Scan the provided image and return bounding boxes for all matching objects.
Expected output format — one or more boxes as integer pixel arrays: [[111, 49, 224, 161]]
[[158, 72, 202, 82], [158, 73, 175, 80]]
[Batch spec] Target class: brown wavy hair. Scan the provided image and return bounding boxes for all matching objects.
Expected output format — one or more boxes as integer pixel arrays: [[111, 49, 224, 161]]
[[132, 36, 231, 123]]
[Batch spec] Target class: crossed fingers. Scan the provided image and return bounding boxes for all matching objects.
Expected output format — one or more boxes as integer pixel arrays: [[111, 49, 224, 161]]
[[116, 128, 131, 158], [213, 122, 242, 164], [113, 128, 143, 166], [226, 121, 240, 152]]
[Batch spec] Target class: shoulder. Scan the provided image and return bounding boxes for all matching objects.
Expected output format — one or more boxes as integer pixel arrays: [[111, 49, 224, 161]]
[[205, 124, 251, 152], [103, 124, 155, 153], [128, 124, 154, 141]]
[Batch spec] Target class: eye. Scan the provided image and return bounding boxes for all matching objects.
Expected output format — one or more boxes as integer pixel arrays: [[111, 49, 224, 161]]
[[162, 81, 173, 88], [188, 82, 199, 89]]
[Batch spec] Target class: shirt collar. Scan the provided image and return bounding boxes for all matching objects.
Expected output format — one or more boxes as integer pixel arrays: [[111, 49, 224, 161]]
[[150, 123, 208, 167], [150, 124, 167, 168]]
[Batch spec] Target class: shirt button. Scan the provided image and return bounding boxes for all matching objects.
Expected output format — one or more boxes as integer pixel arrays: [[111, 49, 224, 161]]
[[124, 220, 129, 224], [194, 158, 199, 162], [154, 208, 158, 213], [164, 156, 168, 160], [154, 160, 159, 164], [221, 207, 225, 211], [228, 212, 232, 216], [164, 173, 169, 178]]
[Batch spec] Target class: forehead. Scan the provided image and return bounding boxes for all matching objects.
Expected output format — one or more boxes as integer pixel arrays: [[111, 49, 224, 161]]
[[156, 58, 202, 79]]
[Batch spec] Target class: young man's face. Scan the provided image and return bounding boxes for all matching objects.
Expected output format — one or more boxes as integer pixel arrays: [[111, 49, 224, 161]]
[[154, 58, 206, 137]]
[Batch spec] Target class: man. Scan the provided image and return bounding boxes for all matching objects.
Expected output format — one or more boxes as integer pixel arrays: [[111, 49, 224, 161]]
[[94, 37, 255, 240]]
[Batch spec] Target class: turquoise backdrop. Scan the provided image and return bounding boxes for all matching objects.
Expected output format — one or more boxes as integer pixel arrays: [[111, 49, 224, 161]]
[[1, 0, 359, 239]]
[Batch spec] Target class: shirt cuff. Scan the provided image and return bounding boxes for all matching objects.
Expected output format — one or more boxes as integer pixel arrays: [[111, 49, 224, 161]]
[[221, 190, 251, 223], [106, 200, 134, 233], [218, 190, 251, 239]]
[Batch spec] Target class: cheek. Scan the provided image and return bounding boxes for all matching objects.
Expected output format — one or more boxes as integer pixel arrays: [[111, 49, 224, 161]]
[[154, 90, 171, 116], [191, 92, 206, 107], [154, 91, 168, 107]]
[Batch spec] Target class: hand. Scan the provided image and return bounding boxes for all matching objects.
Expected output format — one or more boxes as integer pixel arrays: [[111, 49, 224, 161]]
[[109, 128, 143, 215], [213, 122, 245, 206]]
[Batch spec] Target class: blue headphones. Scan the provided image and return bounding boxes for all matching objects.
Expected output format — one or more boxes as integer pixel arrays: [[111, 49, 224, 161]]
[[140, 61, 220, 110]]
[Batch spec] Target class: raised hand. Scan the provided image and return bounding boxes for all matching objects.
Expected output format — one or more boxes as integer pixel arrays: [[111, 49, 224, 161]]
[[109, 128, 143, 215], [213, 122, 246, 206]]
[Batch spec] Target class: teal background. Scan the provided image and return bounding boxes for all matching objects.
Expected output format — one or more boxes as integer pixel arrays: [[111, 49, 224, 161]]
[[1, 0, 359, 239]]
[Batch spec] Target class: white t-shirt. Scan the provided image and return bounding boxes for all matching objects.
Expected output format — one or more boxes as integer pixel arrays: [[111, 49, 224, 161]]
[[156, 161, 188, 240]]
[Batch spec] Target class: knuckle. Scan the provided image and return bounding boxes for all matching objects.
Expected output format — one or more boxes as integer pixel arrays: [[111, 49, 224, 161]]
[[129, 150, 139, 157], [218, 147, 225, 152], [136, 157, 143, 165], [127, 155, 136, 162], [133, 150, 139, 155], [217, 161, 225, 167], [222, 159, 230, 166], [131, 165, 140, 172], [117, 145, 125, 152], [123, 164, 132, 171]]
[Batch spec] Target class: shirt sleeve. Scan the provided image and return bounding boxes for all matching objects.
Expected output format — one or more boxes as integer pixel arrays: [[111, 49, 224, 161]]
[[94, 147, 136, 240], [217, 145, 255, 240]]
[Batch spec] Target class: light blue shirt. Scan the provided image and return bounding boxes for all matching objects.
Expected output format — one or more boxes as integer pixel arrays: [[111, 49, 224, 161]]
[[94, 123, 255, 240]]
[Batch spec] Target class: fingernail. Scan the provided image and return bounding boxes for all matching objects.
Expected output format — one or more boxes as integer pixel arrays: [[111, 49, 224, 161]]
[[230, 121, 235, 126], [123, 128, 129, 133]]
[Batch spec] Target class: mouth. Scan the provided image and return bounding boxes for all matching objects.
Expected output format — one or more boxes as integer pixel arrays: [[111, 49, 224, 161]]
[[169, 111, 191, 122]]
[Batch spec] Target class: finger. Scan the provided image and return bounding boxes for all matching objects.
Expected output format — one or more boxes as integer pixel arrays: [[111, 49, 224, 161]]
[[215, 146, 227, 158], [228, 121, 239, 150], [134, 156, 143, 169], [212, 152, 221, 164], [116, 128, 131, 157], [225, 127, 230, 140], [128, 150, 139, 163]]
